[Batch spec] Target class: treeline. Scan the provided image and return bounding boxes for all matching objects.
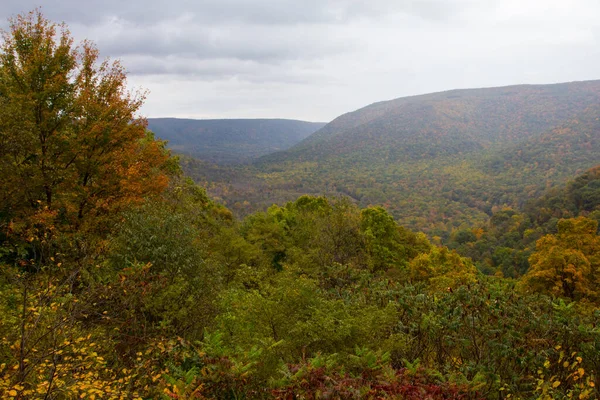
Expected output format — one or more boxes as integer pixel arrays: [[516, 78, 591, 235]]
[[1, 10, 600, 400]]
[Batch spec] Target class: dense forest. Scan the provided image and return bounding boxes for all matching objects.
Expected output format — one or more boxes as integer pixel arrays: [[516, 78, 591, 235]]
[[1, 11, 600, 400], [446, 165, 600, 277], [147, 118, 325, 164]]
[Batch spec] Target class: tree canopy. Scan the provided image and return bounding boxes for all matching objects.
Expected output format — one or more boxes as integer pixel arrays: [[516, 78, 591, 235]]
[[0, 10, 173, 266]]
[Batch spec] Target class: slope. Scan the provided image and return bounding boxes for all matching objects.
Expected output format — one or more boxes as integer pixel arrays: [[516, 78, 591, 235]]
[[185, 81, 600, 236], [262, 80, 600, 164]]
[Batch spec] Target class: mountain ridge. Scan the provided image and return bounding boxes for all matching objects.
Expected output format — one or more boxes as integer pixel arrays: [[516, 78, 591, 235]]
[[147, 117, 326, 164], [261, 79, 600, 164]]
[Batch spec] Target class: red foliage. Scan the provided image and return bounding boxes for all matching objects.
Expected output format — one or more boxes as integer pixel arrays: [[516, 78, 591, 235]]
[[272, 365, 478, 400]]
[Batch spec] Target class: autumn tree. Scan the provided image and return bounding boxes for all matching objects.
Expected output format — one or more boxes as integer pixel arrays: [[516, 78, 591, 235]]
[[0, 10, 172, 265], [0, 11, 174, 396], [409, 246, 478, 291], [520, 217, 600, 301]]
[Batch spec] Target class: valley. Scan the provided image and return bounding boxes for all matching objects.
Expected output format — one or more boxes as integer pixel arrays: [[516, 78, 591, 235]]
[[148, 118, 325, 164], [180, 81, 600, 239]]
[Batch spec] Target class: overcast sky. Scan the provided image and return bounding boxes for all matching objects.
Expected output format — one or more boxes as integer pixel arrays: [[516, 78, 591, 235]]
[[1, 1, 599, 122]]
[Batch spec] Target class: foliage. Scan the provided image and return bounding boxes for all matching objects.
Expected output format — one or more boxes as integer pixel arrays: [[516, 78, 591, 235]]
[[0, 9, 173, 267], [0, 269, 142, 399], [409, 246, 478, 292], [530, 349, 596, 400], [520, 217, 600, 301], [271, 351, 476, 400], [447, 165, 600, 278]]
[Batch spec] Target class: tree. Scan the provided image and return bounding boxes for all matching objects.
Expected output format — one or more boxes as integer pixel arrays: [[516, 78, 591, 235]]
[[360, 206, 430, 272], [0, 11, 175, 396], [0, 10, 172, 265], [409, 246, 477, 291], [521, 217, 600, 301]]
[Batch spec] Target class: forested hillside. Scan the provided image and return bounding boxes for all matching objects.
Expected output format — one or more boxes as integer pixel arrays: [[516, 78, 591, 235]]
[[185, 82, 600, 237], [448, 164, 600, 277], [147, 118, 325, 164], [1, 11, 600, 400]]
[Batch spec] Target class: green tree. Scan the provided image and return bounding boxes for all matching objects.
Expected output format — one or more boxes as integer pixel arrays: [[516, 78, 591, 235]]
[[360, 206, 430, 272], [0, 11, 173, 397]]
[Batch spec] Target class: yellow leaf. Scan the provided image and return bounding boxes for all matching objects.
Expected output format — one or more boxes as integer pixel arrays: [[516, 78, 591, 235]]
[[552, 381, 561, 388], [8, 390, 18, 396]]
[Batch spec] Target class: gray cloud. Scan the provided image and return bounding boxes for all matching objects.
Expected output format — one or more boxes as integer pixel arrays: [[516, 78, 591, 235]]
[[83, 16, 353, 62], [1, 0, 600, 121], [1, 0, 476, 26]]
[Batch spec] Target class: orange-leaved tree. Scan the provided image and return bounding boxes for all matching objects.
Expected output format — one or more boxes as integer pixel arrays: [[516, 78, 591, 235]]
[[0, 9, 173, 265], [0, 10, 175, 398]]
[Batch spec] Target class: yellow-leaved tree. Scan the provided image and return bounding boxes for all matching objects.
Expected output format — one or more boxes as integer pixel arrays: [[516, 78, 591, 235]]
[[409, 246, 478, 292], [520, 217, 600, 302]]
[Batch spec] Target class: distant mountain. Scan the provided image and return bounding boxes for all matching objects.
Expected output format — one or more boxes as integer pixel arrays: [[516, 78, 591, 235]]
[[184, 81, 600, 236], [147, 118, 326, 164]]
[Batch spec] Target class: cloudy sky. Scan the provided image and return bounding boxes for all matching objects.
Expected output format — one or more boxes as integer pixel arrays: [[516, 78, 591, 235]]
[[1, 1, 599, 122]]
